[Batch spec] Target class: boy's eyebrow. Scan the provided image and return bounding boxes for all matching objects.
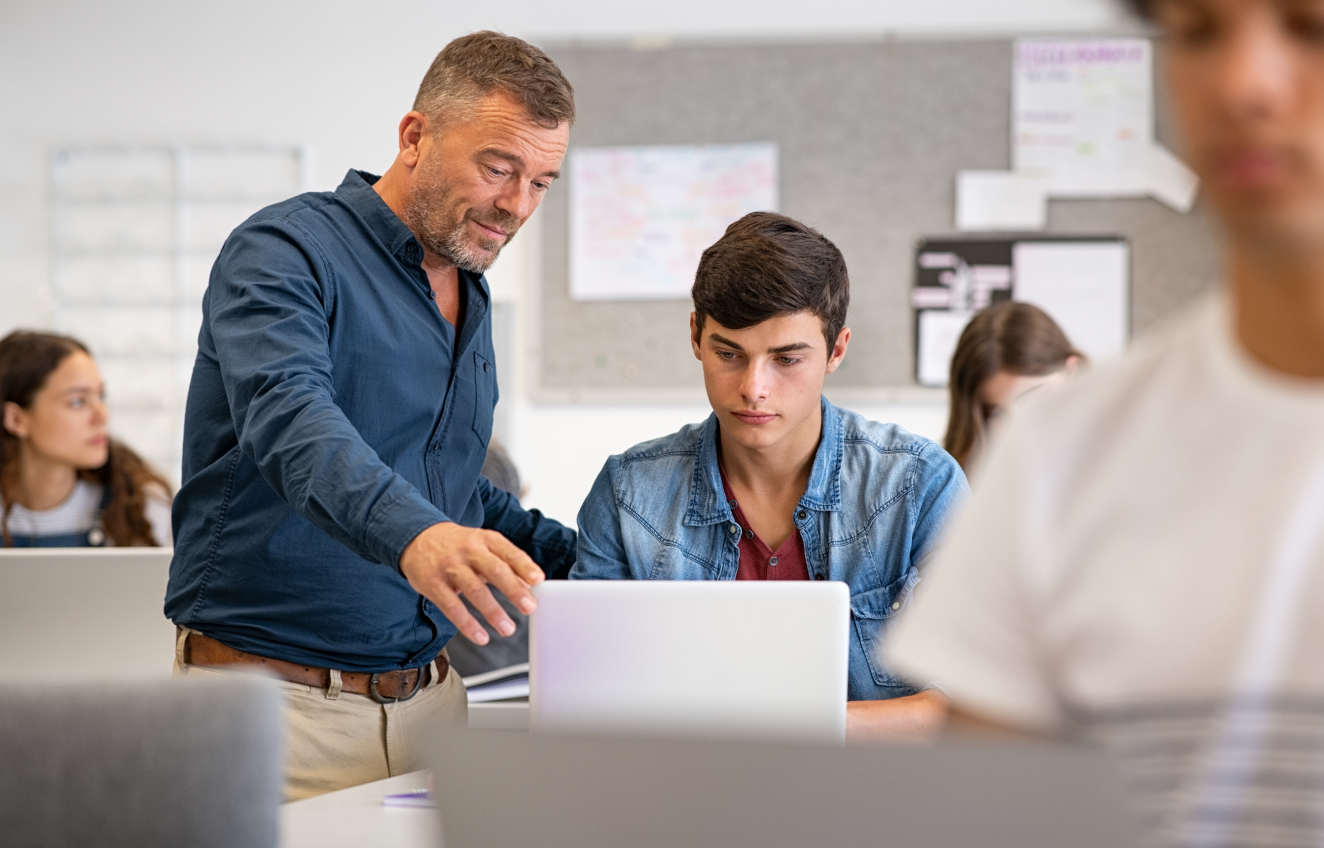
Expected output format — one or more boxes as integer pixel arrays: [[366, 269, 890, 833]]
[[708, 333, 814, 355], [708, 333, 745, 352]]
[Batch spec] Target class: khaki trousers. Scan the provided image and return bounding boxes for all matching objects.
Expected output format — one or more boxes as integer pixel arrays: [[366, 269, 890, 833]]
[[174, 628, 467, 802]]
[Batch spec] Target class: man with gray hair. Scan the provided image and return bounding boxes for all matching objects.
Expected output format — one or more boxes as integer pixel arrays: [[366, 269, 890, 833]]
[[165, 32, 576, 799]]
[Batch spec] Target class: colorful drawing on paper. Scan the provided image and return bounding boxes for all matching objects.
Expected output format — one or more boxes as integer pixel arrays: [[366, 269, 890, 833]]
[[569, 143, 779, 301]]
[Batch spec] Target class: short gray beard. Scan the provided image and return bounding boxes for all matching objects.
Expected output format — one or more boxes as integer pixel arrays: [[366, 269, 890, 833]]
[[439, 214, 517, 275], [404, 165, 518, 275]]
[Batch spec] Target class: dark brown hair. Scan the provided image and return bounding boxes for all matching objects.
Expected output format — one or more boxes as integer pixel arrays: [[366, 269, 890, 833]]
[[414, 31, 575, 130], [692, 212, 850, 351], [1123, 0, 1154, 19], [943, 302, 1084, 470], [0, 330, 172, 547]]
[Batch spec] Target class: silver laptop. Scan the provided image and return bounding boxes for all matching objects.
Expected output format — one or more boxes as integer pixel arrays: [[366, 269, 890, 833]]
[[427, 728, 1138, 848], [529, 580, 849, 743], [0, 548, 175, 680]]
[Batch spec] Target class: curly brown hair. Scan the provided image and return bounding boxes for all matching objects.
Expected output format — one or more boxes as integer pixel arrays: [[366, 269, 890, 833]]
[[0, 330, 172, 547]]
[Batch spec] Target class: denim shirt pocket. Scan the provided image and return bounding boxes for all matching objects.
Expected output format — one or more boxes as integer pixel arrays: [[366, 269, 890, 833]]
[[850, 568, 922, 687], [471, 351, 495, 444]]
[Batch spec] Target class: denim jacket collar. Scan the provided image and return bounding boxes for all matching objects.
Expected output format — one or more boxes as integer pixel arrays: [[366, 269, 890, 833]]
[[683, 397, 843, 527]]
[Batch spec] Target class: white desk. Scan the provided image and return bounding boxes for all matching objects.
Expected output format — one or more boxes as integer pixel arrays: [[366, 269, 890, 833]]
[[467, 700, 529, 729], [280, 770, 438, 848], [280, 702, 529, 848]]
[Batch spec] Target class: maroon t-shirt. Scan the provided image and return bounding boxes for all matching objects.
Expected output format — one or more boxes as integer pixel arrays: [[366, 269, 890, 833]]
[[718, 463, 811, 582]]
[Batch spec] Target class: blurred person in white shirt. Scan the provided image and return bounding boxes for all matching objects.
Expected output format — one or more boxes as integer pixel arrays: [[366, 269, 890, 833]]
[[888, 1, 1324, 845], [0, 331, 171, 547]]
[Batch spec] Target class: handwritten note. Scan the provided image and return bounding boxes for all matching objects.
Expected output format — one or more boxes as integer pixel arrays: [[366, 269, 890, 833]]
[[956, 39, 1198, 231], [569, 143, 779, 301]]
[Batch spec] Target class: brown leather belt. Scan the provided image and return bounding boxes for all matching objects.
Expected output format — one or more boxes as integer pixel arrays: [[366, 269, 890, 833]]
[[179, 628, 448, 704]]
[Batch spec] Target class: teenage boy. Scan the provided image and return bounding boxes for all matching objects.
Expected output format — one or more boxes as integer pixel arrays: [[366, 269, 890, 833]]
[[887, 0, 1324, 843], [573, 212, 968, 740]]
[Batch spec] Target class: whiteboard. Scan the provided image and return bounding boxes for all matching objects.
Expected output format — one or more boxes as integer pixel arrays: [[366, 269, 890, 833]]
[[569, 143, 779, 301]]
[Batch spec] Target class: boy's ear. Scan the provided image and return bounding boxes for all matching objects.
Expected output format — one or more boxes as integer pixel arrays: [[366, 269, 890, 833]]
[[690, 312, 703, 360], [825, 327, 851, 373]]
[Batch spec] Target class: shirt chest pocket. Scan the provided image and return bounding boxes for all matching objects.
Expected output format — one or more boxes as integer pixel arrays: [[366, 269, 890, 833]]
[[850, 570, 921, 687], [472, 351, 495, 444]]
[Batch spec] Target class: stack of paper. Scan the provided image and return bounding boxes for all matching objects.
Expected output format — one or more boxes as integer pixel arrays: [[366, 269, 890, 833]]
[[462, 662, 530, 703]]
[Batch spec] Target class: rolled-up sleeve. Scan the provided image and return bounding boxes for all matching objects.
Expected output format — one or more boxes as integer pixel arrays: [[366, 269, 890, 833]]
[[208, 218, 447, 569]]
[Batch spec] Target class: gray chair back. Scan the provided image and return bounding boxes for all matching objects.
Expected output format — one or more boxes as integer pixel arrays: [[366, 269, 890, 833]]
[[0, 676, 282, 848]]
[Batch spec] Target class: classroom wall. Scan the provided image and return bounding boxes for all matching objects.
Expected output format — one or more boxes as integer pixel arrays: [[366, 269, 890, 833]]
[[1, 0, 1127, 527]]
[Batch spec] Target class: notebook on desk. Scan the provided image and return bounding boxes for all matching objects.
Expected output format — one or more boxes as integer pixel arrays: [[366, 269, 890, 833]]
[[529, 580, 849, 743]]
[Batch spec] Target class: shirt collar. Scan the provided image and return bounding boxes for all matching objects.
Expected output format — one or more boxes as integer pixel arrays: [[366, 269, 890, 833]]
[[335, 169, 425, 263], [684, 397, 842, 527], [335, 168, 491, 309]]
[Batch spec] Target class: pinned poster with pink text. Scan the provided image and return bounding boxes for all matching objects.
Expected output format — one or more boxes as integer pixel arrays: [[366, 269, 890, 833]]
[[569, 143, 778, 301], [1015, 39, 1185, 200], [957, 39, 1198, 231]]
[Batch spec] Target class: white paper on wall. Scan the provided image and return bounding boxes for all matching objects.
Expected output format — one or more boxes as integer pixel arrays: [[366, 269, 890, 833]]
[[569, 143, 779, 301], [1012, 240, 1129, 363], [912, 238, 1129, 387], [955, 171, 1052, 231], [955, 38, 1199, 232], [1015, 39, 1155, 196], [917, 310, 975, 387]]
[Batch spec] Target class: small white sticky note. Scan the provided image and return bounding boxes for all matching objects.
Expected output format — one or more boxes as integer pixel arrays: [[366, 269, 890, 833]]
[[955, 171, 1051, 232], [1141, 143, 1200, 212], [917, 310, 975, 387]]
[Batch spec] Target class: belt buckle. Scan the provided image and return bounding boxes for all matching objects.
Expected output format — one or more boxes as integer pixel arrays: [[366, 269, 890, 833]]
[[369, 668, 424, 705]]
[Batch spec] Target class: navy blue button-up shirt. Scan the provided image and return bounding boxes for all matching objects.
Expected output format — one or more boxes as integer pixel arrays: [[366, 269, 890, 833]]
[[165, 170, 575, 672]]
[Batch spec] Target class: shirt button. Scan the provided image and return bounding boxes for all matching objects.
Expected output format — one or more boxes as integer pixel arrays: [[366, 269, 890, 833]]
[[729, 524, 740, 535], [728, 499, 737, 509], [797, 510, 808, 520], [892, 602, 901, 611], [483, 362, 489, 372], [427, 290, 436, 300], [744, 529, 753, 540], [769, 556, 779, 567]]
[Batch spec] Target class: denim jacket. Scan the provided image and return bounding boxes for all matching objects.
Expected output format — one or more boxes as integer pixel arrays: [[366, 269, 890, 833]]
[[572, 399, 968, 701]]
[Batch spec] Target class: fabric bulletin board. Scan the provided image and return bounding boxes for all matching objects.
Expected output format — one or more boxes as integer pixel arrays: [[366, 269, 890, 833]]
[[532, 37, 1222, 397]]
